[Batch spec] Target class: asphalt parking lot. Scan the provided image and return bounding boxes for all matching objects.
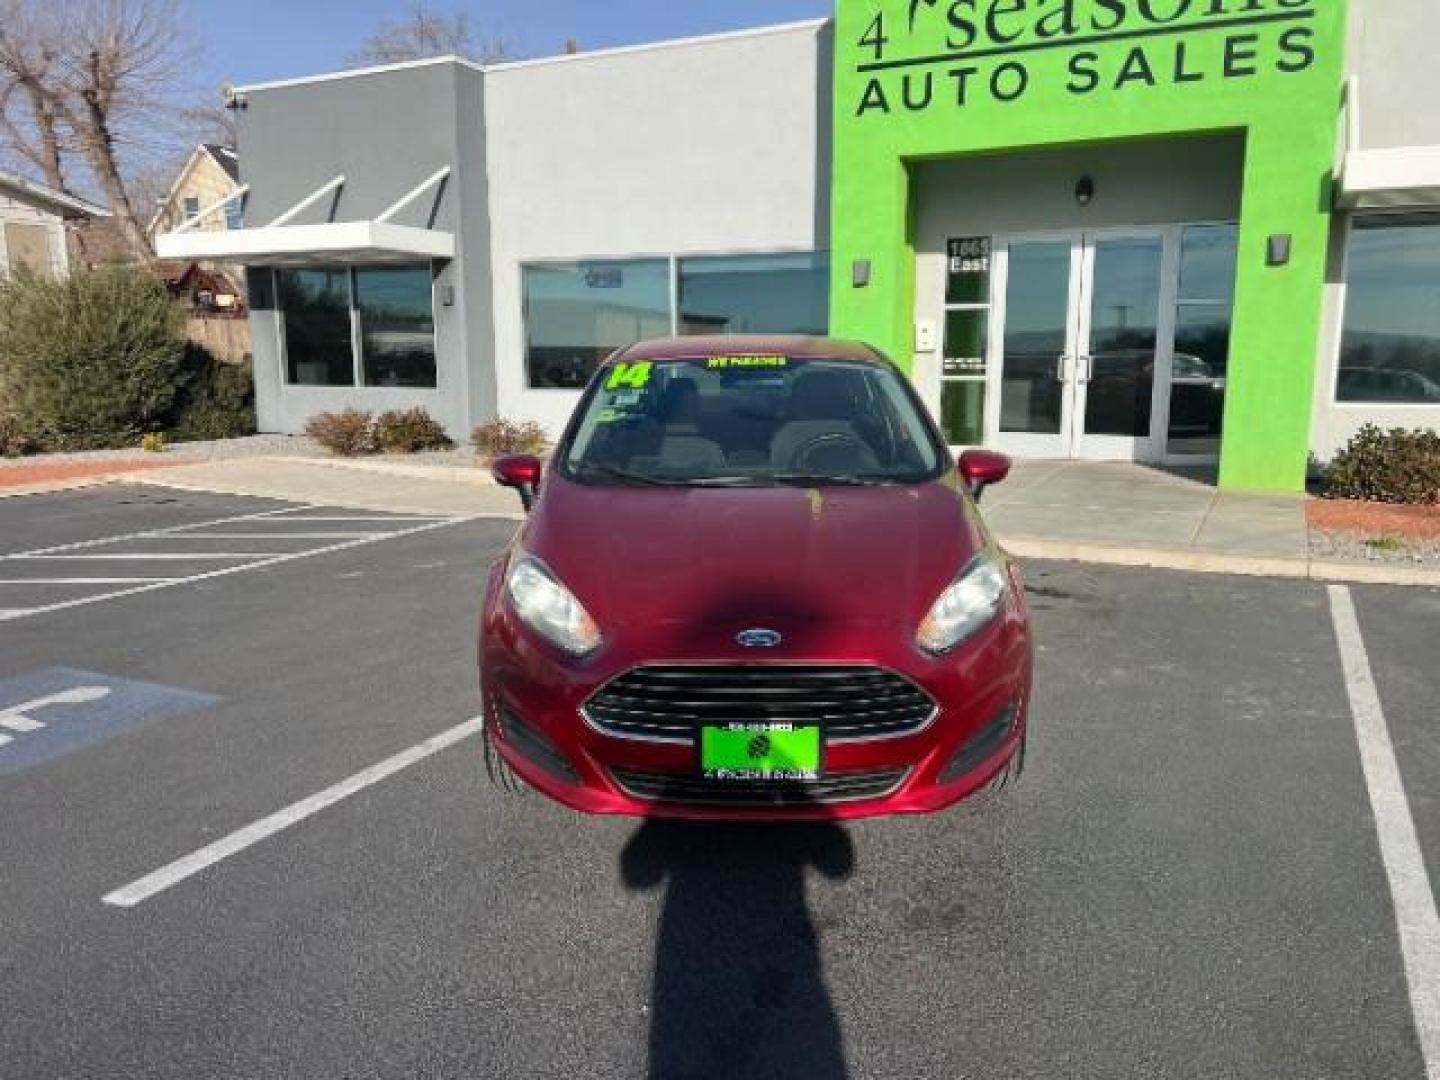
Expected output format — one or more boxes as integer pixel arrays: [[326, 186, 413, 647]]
[[1, 484, 1436, 1079]]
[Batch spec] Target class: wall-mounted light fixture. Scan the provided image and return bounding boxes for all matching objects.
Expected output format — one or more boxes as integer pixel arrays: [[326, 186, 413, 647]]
[[1075, 175, 1095, 207]]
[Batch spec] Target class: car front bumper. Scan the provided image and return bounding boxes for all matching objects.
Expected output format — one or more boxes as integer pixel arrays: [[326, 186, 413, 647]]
[[479, 565, 1033, 821]]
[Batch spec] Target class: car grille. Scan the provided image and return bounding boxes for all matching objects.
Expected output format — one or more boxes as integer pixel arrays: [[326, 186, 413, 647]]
[[583, 665, 937, 743], [610, 766, 910, 807]]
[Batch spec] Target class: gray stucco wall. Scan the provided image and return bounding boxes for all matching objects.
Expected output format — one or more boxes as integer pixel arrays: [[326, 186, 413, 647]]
[[238, 61, 493, 437], [1346, 0, 1440, 151], [453, 63, 499, 445], [482, 21, 833, 436]]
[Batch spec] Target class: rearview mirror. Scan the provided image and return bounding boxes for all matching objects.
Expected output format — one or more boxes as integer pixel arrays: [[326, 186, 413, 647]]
[[957, 449, 1011, 502], [492, 454, 543, 512]]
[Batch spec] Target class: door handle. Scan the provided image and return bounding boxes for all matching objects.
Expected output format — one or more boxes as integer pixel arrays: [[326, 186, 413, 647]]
[[1055, 355, 1069, 383], [1075, 355, 1094, 384]]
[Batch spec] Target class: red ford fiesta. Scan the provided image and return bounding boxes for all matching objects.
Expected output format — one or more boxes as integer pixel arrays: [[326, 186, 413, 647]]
[[480, 336, 1032, 820]]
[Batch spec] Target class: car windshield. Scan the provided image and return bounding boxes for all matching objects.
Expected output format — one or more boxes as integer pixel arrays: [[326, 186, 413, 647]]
[[559, 354, 946, 487]]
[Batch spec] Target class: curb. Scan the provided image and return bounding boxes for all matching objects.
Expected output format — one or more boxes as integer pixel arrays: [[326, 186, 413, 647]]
[[140, 474, 525, 520], [0, 476, 120, 500], [260, 455, 496, 485], [1003, 535, 1440, 588]]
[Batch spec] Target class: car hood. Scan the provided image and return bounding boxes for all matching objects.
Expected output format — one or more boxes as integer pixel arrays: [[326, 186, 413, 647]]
[[521, 474, 988, 645]]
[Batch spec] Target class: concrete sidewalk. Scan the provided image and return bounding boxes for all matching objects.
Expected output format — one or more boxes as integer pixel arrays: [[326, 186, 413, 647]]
[[985, 460, 1439, 586], [141, 457, 525, 519], [986, 460, 1303, 556]]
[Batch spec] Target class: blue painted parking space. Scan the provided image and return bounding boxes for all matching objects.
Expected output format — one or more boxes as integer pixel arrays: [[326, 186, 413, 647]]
[[0, 667, 220, 776]]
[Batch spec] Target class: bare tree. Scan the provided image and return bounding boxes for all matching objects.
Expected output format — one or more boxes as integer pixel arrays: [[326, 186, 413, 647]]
[[179, 102, 237, 149], [0, 0, 71, 192], [348, 2, 514, 67], [0, 0, 205, 265]]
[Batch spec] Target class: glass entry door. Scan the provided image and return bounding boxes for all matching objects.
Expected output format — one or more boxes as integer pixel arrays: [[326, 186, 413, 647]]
[[988, 229, 1175, 461]]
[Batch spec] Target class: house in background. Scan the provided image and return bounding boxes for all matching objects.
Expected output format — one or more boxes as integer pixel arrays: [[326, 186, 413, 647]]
[[147, 143, 243, 241], [148, 143, 251, 361], [0, 169, 109, 279]]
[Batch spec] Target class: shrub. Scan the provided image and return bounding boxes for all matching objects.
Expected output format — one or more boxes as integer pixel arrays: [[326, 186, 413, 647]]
[[0, 412, 34, 457], [375, 407, 453, 453], [141, 432, 168, 453], [306, 409, 378, 456], [1322, 424, 1440, 505], [168, 349, 257, 442], [471, 417, 547, 459], [0, 266, 186, 450]]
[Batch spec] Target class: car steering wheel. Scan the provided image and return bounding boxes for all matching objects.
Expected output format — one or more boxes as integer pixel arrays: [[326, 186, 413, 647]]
[[792, 432, 870, 471]]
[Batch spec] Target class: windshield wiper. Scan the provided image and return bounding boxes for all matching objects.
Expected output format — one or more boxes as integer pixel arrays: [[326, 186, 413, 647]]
[[681, 476, 769, 487], [769, 472, 894, 487], [571, 463, 674, 487]]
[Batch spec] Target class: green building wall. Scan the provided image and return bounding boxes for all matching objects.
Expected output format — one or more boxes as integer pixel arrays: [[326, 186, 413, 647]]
[[828, 0, 1349, 491]]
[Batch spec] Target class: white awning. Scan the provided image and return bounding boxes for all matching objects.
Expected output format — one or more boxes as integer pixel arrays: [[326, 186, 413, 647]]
[[1338, 145, 1440, 210], [154, 168, 454, 266], [155, 221, 455, 266]]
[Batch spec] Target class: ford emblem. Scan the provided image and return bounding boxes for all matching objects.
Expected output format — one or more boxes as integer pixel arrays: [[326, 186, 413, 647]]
[[736, 628, 783, 649]]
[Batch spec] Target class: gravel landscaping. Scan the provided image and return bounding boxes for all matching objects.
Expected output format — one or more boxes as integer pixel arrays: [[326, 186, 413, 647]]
[[1310, 529, 1440, 567], [1305, 497, 1440, 567]]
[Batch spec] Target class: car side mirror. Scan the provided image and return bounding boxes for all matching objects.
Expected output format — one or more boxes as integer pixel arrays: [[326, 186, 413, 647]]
[[958, 449, 1011, 502], [492, 454, 544, 512]]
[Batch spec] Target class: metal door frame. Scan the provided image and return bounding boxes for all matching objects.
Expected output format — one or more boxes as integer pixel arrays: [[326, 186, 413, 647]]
[[984, 226, 1180, 462]]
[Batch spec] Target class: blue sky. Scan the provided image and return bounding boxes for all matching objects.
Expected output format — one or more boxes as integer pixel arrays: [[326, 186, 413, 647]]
[[188, 1, 830, 91]]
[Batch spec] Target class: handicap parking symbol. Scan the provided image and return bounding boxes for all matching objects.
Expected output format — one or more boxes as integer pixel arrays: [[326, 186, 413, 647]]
[[0, 667, 220, 776]]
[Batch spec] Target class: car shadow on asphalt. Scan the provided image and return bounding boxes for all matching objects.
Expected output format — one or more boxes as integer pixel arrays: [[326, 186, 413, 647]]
[[620, 805, 854, 1080]]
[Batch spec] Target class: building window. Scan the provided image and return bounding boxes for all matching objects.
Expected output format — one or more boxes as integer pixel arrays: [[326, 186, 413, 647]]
[[521, 253, 831, 390], [183, 196, 201, 221], [3, 222, 55, 278], [279, 268, 354, 386], [1168, 224, 1238, 456], [356, 266, 436, 388], [1338, 215, 1440, 404], [943, 237, 992, 445], [224, 200, 243, 230], [278, 264, 438, 389], [522, 259, 671, 389], [676, 252, 829, 336]]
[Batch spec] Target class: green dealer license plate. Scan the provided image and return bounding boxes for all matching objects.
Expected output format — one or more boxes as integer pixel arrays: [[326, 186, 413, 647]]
[[699, 723, 822, 781]]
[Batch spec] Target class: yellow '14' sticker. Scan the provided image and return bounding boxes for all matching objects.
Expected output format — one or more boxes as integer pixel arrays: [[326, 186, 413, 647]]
[[707, 355, 789, 370], [606, 362, 653, 390]]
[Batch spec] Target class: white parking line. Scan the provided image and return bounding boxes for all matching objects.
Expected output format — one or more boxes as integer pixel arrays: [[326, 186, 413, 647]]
[[166, 532, 386, 541], [270, 516, 446, 523], [14, 553, 283, 560], [0, 504, 317, 560], [1328, 585, 1440, 1080], [0, 515, 477, 623], [0, 578, 173, 585], [102, 716, 484, 908]]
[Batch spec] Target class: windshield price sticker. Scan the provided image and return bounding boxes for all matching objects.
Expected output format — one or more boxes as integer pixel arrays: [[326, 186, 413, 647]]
[[606, 361, 653, 390], [706, 355, 790, 370]]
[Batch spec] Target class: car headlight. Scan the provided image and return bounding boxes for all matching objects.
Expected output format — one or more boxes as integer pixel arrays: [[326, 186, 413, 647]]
[[505, 555, 602, 656], [916, 554, 1007, 655]]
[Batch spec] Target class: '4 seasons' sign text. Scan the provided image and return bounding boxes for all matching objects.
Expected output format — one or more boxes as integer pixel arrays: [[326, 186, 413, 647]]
[[853, 0, 1318, 116]]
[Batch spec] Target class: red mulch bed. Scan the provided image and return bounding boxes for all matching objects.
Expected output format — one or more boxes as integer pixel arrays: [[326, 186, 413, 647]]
[[0, 459, 183, 490], [1308, 498, 1440, 539]]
